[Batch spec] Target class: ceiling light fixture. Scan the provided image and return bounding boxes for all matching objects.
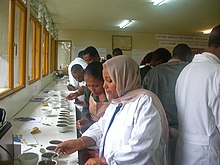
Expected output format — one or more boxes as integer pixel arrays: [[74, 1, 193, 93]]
[[202, 29, 212, 34], [118, 20, 134, 29], [152, 0, 167, 6]]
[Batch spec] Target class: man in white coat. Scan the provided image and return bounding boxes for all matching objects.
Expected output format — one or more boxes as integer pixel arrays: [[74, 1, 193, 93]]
[[174, 24, 220, 165], [67, 50, 87, 91]]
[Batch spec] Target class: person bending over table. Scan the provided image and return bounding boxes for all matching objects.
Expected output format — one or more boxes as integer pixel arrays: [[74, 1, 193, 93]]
[[76, 61, 109, 131], [66, 64, 85, 100]]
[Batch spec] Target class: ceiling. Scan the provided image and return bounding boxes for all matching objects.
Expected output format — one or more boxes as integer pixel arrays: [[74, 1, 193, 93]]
[[43, 0, 220, 35]]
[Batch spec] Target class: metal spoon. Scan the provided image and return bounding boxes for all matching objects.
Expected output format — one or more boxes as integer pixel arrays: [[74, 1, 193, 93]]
[[46, 148, 62, 163], [51, 151, 58, 160], [45, 152, 57, 164]]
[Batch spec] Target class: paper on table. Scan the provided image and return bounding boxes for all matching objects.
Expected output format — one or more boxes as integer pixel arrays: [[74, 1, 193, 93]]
[[14, 133, 38, 145]]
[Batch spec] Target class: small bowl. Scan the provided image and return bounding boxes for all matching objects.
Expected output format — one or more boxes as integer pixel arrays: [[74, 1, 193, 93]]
[[46, 146, 56, 151], [57, 120, 69, 125], [60, 103, 68, 107], [69, 118, 75, 122], [56, 124, 68, 133], [60, 105, 68, 109], [41, 152, 59, 161], [59, 113, 69, 116], [60, 110, 70, 113], [49, 140, 62, 145], [58, 117, 69, 121], [38, 160, 57, 165], [58, 108, 69, 112], [18, 152, 39, 165], [59, 114, 69, 118], [41, 108, 52, 117]]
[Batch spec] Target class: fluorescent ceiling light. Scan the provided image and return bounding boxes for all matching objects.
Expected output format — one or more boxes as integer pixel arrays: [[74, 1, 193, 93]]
[[202, 29, 212, 34], [152, 0, 167, 6], [118, 20, 134, 29]]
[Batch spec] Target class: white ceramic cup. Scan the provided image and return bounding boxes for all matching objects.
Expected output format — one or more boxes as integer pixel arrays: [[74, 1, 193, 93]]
[[38, 160, 57, 165], [18, 152, 39, 165], [56, 124, 68, 133]]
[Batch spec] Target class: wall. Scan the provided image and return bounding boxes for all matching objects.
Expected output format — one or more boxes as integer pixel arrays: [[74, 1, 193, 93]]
[[58, 29, 161, 64], [0, 74, 56, 121], [58, 29, 208, 64]]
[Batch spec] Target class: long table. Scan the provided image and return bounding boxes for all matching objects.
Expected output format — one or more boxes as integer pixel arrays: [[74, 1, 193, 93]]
[[12, 78, 81, 165]]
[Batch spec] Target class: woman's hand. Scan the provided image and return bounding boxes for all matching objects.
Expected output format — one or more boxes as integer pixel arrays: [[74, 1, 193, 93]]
[[76, 118, 90, 129], [85, 157, 107, 165], [55, 137, 97, 156], [66, 92, 79, 100], [55, 139, 81, 155], [67, 84, 76, 91]]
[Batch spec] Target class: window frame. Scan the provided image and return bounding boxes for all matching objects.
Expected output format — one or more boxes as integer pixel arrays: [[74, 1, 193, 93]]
[[28, 14, 41, 83], [0, 0, 27, 99], [13, 0, 26, 91], [42, 28, 49, 76], [50, 37, 55, 73]]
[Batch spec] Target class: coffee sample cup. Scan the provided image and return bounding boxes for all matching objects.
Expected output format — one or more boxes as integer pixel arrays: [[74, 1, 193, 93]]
[[56, 124, 68, 133]]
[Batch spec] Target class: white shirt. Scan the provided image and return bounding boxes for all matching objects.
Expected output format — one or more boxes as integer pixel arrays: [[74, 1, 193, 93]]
[[175, 52, 220, 165], [83, 94, 166, 165], [68, 57, 87, 87]]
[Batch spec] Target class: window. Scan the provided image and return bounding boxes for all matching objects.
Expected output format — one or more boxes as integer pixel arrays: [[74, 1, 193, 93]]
[[0, 0, 56, 99], [28, 16, 35, 81], [35, 20, 41, 79], [50, 37, 55, 72], [0, 0, 10, 94], [0, 0, 27, 99], [28, 15, 41, 82], [14, 0, 26, 89], [56, 40, 72, 73], [42, 29, 49, 76]]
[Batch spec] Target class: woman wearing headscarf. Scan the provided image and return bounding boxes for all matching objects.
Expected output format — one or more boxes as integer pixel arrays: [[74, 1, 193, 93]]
[[55, 55, 169, 165]]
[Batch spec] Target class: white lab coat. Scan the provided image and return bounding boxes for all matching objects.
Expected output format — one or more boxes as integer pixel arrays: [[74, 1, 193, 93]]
[[68, 57, 87, 87], [83, 94, 167, 165], [175, 52, 220, 165]]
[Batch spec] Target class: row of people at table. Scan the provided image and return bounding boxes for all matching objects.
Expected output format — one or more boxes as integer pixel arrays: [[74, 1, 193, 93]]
[[55, 24, 220, 165]]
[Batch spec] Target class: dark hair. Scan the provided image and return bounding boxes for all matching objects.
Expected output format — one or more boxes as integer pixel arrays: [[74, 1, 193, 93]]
[[173, 43, 192, 62], [152, 48, 171, 63], [78, 50, 84, 58], [112, 48, 123, 56], [140, 52, 153, 65], [83, 46, 100, 61], [71, 64, 83, 72], [208, 25, 220, 47], [84, 61, 103, 81], [106, 54, 112, 60]]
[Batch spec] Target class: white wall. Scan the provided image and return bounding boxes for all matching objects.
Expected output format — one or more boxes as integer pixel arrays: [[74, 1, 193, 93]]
[[0, 74, 56, 121]]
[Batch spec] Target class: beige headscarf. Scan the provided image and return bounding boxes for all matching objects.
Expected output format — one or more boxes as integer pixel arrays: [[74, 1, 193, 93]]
[[103, 55, 169, 142]]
